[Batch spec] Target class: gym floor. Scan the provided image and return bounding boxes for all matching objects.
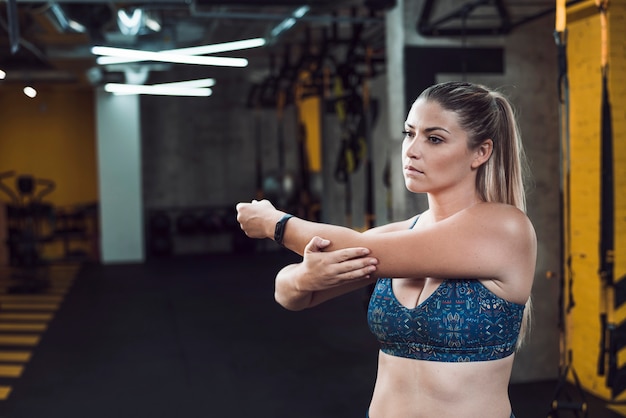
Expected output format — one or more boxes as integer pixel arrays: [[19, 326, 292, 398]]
[[0, 251, 620, 418]]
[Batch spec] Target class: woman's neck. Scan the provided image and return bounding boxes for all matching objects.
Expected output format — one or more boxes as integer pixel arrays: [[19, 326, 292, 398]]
[[426, 191, 483, 222]]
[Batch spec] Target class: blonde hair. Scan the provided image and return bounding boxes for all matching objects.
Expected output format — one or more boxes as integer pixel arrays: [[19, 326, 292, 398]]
[[418, 81, 532, 349]]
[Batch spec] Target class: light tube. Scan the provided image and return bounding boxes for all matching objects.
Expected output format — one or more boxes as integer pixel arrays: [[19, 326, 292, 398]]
[[152, 78, 216, 89], [94, 38, 265, 65], [104, 83, 213, 97], [117, 9, 143, 36], [92, 46, 248, 67], [271, 6, 309, 38]]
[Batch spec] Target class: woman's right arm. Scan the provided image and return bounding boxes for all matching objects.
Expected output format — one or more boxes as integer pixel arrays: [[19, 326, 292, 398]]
[[275, 236, 378, 311]]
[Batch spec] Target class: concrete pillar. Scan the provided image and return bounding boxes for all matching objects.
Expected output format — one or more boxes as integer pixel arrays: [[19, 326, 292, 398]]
[[96, 90, 144, 263]]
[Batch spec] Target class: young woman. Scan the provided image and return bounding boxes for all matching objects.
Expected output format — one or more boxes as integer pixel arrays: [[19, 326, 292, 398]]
[[236, 81, 537, 418]]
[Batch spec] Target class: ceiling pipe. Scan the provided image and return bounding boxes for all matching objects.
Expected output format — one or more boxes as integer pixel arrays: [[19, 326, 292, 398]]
[[188, 2, 382, 23]]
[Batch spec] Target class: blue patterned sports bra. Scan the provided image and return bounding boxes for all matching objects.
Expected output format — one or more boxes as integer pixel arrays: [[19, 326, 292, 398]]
[[367, 278, 525, 362]]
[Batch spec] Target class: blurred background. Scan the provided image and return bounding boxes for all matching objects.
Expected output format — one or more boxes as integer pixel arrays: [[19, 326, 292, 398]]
[[0, 0, 624, 417]]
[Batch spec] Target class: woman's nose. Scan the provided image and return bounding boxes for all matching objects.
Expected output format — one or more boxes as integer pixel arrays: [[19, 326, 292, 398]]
[[404, 138, 420, 159]]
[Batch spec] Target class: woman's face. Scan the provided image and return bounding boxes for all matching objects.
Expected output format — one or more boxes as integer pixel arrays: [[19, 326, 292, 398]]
[[402, 98, 487, 196]]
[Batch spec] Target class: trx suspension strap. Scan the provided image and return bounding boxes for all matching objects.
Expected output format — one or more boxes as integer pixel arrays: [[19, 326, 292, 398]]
[[253, 94, 264, 201], [554, 0, 571, 356], [333, 67, 366, 228], [548, 2, 588, 413], [363, 45, 375, 230], [594, 0, 620, 398], [333, 73, 355, 228], [554, 0, 573, 328], [333, 18, 367, 228]]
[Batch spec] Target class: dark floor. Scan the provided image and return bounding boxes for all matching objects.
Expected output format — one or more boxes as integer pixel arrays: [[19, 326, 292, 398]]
[[0, 251, 621, 418]]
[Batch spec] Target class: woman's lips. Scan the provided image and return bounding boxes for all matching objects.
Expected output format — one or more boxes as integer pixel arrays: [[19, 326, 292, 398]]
[[404, 165, 423, 175]]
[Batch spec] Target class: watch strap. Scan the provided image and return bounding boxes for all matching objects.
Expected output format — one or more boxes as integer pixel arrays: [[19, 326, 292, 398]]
[[274, 214, 294, 246]]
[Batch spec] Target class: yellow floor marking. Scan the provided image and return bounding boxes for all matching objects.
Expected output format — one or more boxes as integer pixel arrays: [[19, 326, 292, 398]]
[[0, 323, 47, 332], [0, 313, 53, 321], [0, 295, 64, 303], [0, 288, 70, 296], [0, 386, 11, 400], [27, 289, 70, 296], [0, 351, 32, 362], [0, 335, 40, 346], [0, 263, 79, 402], [0, 365, 23, 378], [48, 278, 76, 284], [48, 288, 72, 293], [0, 303, 59, 311]]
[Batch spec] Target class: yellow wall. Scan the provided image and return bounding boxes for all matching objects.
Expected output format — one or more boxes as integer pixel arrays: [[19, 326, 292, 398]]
[[567, 0, 626, 404], [0, 85, 98, 207], [0, 84, 98, 261]]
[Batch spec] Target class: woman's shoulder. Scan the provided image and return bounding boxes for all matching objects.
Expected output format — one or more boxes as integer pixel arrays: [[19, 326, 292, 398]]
[[465, 202, 536, 243], [467, 201, 529, 221]]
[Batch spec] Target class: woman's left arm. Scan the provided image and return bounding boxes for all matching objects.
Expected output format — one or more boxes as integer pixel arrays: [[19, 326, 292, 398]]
[[236, 200, 536, 285]]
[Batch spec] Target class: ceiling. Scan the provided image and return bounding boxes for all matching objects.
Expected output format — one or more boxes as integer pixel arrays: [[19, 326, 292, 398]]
[[0, 0, 566, 91], [0, 0, 389, 89]]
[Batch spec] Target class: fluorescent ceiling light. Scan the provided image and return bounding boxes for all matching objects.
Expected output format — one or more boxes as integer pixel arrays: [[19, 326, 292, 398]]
[[104, 83, 213, 97], [271, 6, 310, 38], [48, 3, 87, 33], [95, 38, 266, 65], [144, 16, 161, 32], [23, 86, 37, 98], [116, 8, 161, 35], [154, 78, 216, 89], [117, 9, 143, 36], [92, 46, 248, 67]]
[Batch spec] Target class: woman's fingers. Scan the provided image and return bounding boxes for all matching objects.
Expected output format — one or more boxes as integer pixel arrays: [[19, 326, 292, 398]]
[[333, 256, 378, 277], [301, 237, 378, 287], [305, 236, 331, 252], [335, 247, 372, 262]]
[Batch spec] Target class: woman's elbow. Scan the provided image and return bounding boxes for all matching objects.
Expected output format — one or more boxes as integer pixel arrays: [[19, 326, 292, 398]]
[[274, 264, 312, 311], [274, 289, 307, 311]]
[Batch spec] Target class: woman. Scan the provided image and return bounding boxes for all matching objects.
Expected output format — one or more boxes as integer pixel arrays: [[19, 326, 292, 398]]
[[236, 81, 536, 418]]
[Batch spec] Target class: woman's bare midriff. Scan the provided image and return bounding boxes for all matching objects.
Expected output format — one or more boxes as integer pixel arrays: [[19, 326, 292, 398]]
[[368, 351, 515, 418]]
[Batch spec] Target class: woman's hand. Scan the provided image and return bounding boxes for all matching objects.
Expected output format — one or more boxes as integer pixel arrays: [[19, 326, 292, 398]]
[[236, 199, 282, 240], [294, 236, 378, 292], [275, 236, 378, 310]]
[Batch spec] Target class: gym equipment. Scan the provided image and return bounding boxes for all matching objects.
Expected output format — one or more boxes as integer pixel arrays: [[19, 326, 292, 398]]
[[198, 209, 224, 234], [0, 171, 55, 293], [54, 202, 98, 262], [146, 210, 172, 257], [246, 13, 385, 227], [175, 211, 199, 235]]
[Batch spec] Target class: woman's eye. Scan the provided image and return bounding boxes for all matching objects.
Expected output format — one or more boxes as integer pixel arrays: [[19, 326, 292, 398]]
[[402, 130, 413, 138], [428, 136, 443, 144]]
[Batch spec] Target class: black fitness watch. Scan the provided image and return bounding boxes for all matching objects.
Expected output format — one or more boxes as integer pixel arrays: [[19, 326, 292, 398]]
[[274, 214, 293, 246]]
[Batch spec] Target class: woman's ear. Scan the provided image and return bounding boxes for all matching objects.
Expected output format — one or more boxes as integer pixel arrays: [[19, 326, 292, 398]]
[[471, 139, 493, 168]]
